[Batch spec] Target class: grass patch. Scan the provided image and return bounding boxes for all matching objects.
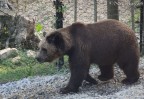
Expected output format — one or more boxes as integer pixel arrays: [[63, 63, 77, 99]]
[[0, 50, 69, 83]]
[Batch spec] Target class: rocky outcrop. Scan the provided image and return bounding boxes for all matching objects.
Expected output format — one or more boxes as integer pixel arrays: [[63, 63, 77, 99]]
[[0, 15, 40, 50]]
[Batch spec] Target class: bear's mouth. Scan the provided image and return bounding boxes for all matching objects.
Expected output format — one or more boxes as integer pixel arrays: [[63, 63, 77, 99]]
[[46, 55, 60, 63], [46, 58, 54, 62], [35, 56, 50, 63], [36, 53, 61, 63], [45, 56, 55, 62]]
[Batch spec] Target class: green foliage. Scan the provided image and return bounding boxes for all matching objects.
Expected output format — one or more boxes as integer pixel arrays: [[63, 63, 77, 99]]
[[127, 8, 140, 31], [0, 50, 69, 83], [35, 23, 43, 32], [134, 9, 140, 32]]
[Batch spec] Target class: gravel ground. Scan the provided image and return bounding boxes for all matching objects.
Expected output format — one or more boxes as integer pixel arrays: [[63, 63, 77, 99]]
[[0, 58, 144, 99]]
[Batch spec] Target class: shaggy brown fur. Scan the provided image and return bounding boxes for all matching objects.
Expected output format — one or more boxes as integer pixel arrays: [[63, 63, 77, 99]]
[[36, 19, 140, 94]]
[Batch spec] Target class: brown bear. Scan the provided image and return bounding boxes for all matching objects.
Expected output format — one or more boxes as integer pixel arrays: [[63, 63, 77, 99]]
[[36, 19, 140, 94]]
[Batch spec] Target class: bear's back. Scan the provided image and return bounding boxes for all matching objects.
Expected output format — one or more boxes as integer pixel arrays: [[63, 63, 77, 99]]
[[86, 19, 138, 50], [70, 20, 138, 65]]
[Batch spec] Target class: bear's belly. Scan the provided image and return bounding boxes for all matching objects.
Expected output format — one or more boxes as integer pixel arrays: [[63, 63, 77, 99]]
[[90, 50, 118, 65]]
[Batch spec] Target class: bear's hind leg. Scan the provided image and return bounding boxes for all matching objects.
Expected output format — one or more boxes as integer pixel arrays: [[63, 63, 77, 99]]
[[118, 62, 139, 84], [117, 49, 140, 84], [98, 65, 114, 81]]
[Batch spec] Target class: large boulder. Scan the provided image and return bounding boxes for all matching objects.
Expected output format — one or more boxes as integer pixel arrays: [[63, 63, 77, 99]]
[[0, 0, 40, 50], [13, 15, 40, 49], [0, 48, 18, 60], [0, 15, 40, 50]]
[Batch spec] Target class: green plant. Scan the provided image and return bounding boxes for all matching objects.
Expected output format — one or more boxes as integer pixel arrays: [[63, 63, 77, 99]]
[[35, 23, 43, 32], [0, 50, 69, 83]]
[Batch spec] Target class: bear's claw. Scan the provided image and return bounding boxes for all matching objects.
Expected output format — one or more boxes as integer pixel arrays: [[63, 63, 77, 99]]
[[60, 87, 79, 94], [98, 75, 113, 81], [122, 78, 139, 85]]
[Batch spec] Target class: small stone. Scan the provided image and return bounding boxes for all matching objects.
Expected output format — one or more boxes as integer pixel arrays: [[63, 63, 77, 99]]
[[8, 95, 22, 99], [0, 48, 18, 60], [26, 50, 36, 58], [11, 56, 21, 65]]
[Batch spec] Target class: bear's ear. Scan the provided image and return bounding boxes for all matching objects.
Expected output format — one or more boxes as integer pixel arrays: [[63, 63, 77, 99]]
[[46, 32, 65, 50]]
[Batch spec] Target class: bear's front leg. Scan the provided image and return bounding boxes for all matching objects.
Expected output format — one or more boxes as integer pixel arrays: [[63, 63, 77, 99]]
[[60, 62, 89, 94], [98, 65, 114, 81]]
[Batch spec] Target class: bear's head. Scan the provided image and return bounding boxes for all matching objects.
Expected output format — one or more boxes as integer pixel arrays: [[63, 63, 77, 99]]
[[36, 28, 72, 62]]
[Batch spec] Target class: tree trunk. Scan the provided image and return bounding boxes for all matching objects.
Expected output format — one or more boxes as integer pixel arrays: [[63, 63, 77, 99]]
[[74, 0, 77, 22], [107, 0, 119, 20], [130, 0, 135, 31], [94, 0, 97, 22], [140, 0, 144, 54]]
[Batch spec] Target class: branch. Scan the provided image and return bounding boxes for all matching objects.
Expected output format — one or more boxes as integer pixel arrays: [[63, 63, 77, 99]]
[[0, 8, 15, 16]]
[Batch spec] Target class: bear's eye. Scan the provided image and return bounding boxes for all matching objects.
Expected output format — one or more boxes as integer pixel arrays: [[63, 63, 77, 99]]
[[41, 48, 47, 52]]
